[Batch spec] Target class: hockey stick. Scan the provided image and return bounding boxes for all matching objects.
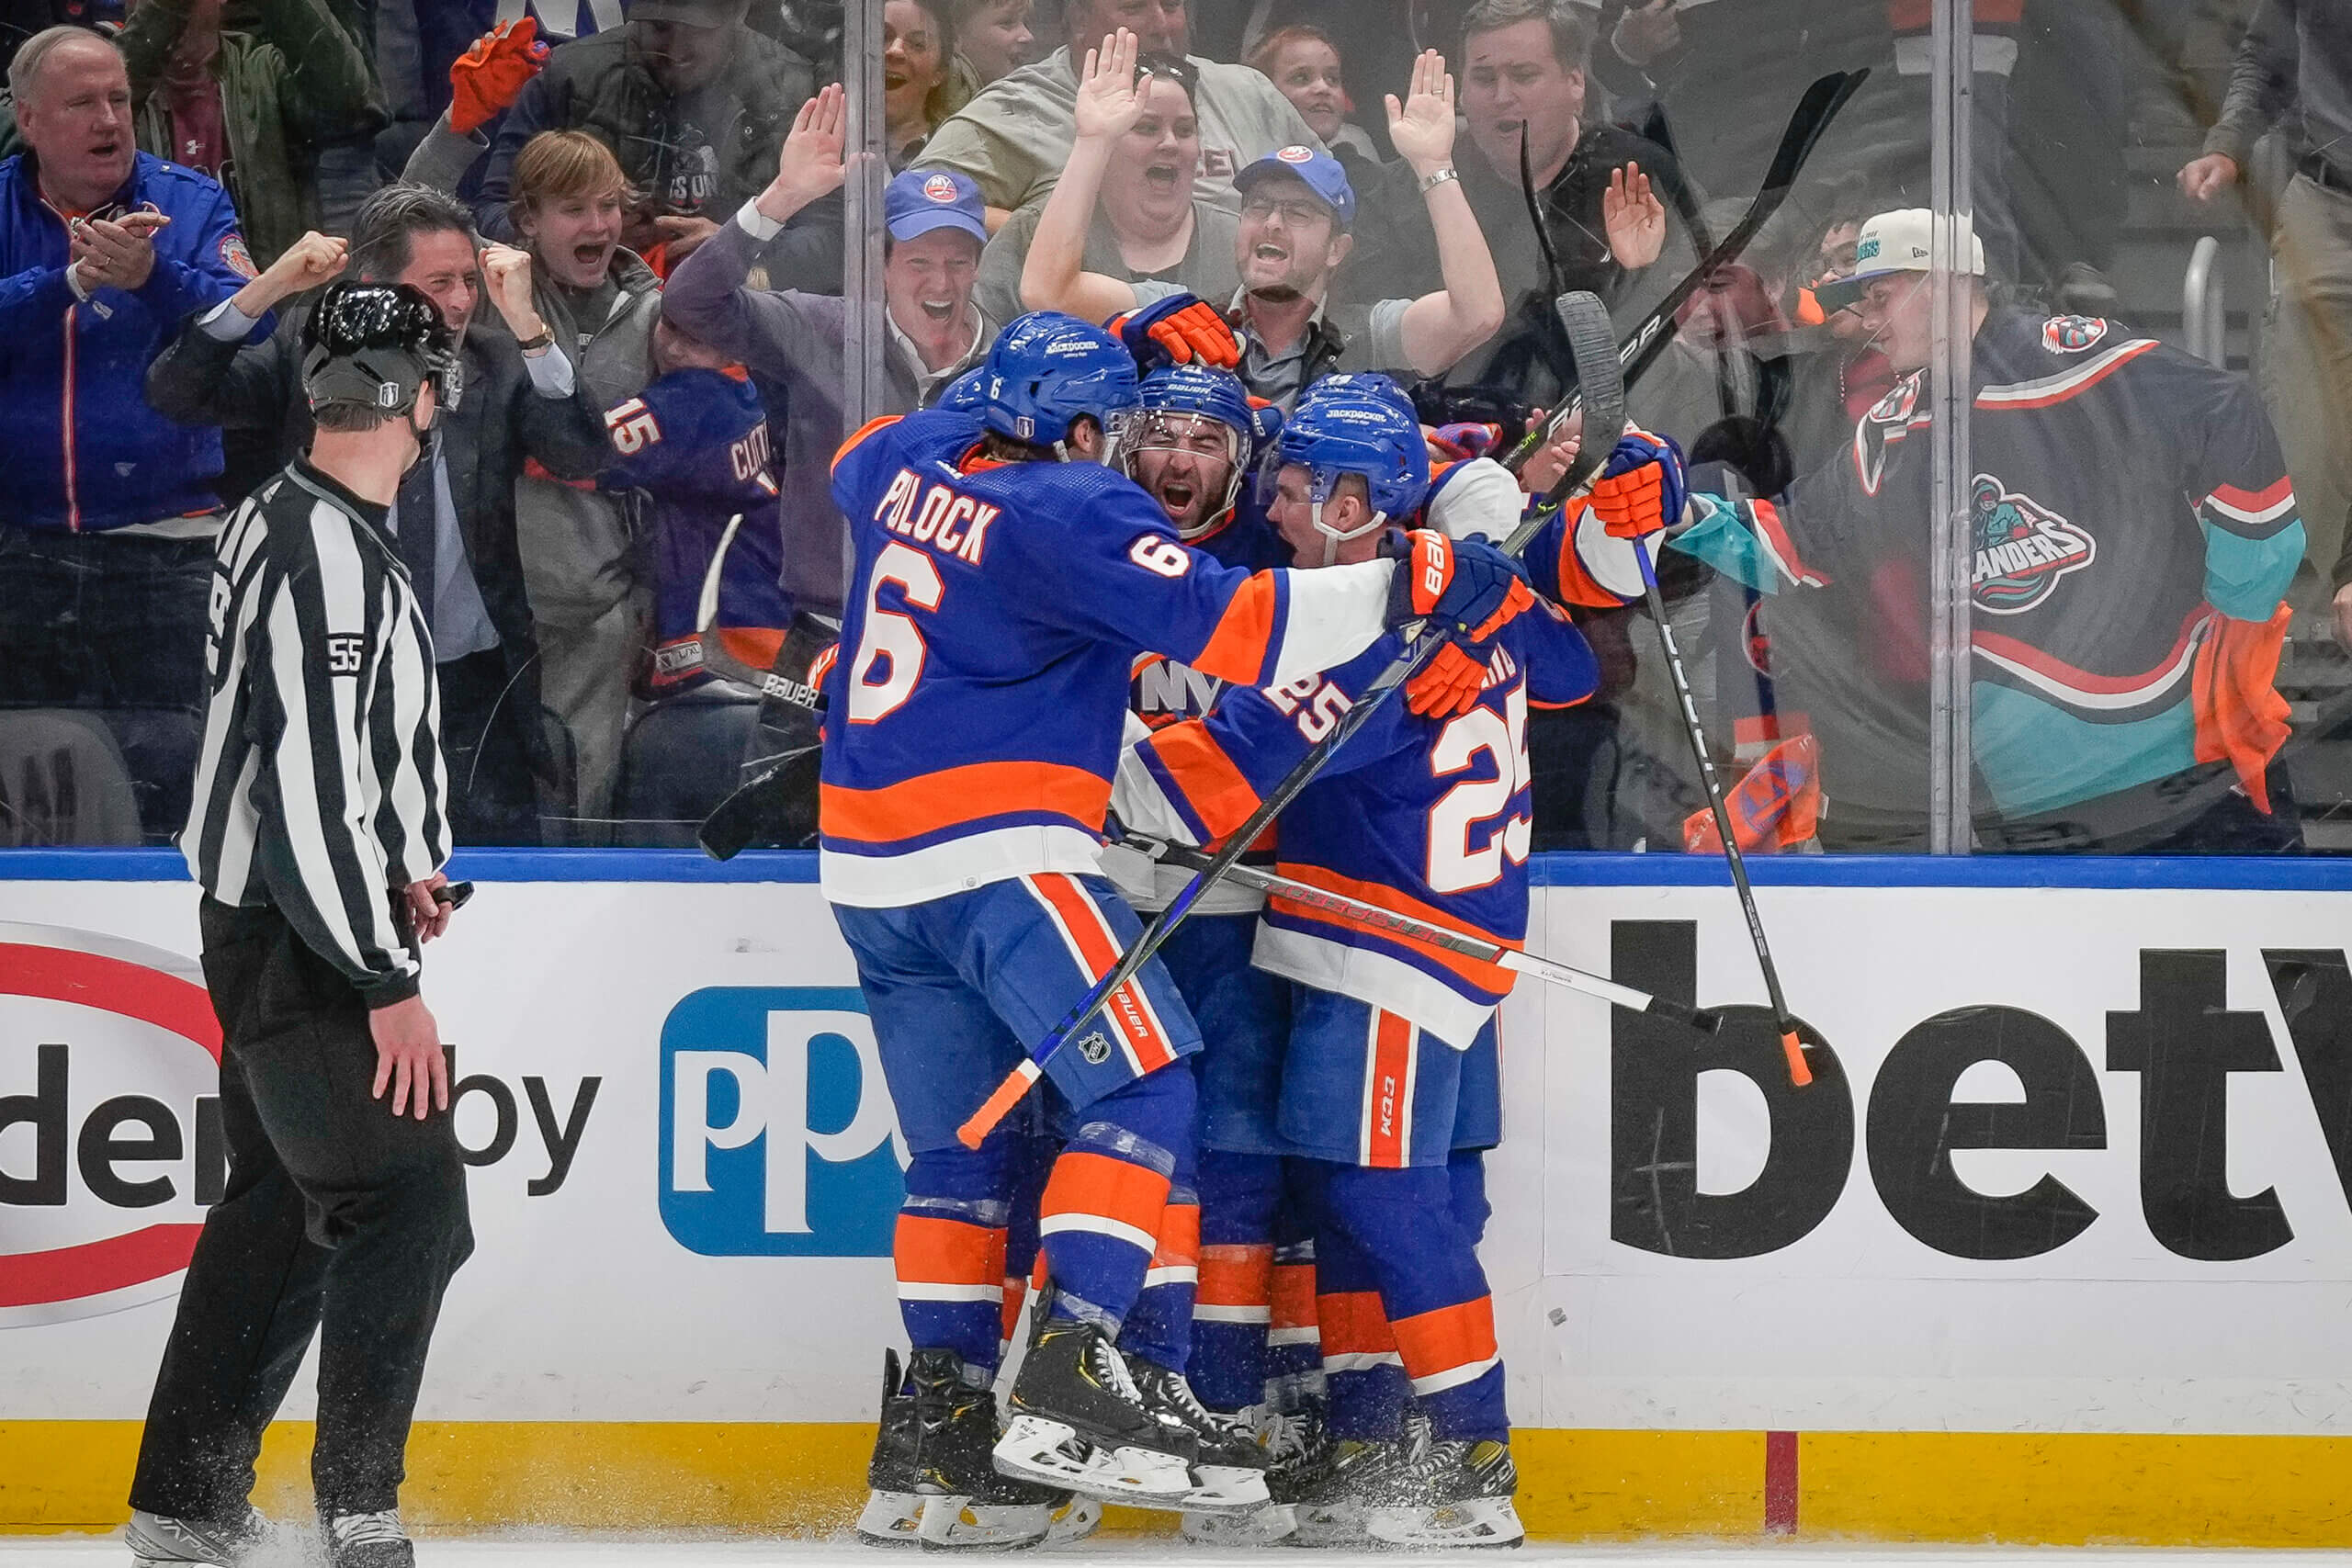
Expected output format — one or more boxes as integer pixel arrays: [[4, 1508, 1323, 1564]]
[[1633, 533, 1814, 1087], [1496, 68, 1870, 478], [1114, 829, 1724, 1034], [953, 291, 1628, 1150]]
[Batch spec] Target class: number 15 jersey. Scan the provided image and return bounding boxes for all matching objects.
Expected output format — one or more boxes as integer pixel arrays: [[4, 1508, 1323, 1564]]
[[822, 409, 1403, 908]]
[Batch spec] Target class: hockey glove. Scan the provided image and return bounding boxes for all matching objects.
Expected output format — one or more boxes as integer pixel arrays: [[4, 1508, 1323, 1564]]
[[1587, 428, 1689, 540], [1108, 292, 1240, 374], [1404, 635, 1498, 718], [1385, 528, 1535, 640], [449, 17, 549, 137]]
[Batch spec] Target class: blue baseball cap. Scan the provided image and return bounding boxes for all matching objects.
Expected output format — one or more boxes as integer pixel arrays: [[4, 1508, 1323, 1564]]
[[1234, 145, 1356, 228], [886, 167, 989, 246]]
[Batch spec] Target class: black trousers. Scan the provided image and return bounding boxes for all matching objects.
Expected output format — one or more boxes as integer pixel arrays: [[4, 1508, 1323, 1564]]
[[130, 901, 474, 1521]]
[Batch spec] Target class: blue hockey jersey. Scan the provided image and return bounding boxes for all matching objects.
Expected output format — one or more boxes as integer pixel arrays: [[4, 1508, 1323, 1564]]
[[600, 367, 791, 694], [820, 409, 1408, 907], [1114, 600, 1600, 1047]]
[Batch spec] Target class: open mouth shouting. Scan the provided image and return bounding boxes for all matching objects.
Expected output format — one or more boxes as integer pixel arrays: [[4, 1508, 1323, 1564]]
[[919, 294, 958, 323], [1154, 475, 1197, 519], [1143, 158, 1183, 195]]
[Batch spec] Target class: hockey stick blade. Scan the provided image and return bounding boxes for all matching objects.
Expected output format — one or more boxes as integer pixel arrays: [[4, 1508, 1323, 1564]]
[[954, 296, 1626, 1151], [1499, 68, 1870, 476]]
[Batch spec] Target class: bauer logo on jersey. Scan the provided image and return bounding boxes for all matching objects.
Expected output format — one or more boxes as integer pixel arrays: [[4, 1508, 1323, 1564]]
[[657, 987, 908, 1257], [2042, 315, 2109, 354], [1970, 474, 2095, 614]]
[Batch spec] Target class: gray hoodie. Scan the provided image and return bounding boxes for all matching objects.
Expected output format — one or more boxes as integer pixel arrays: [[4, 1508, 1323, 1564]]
[[919, 46, 1322, 217]]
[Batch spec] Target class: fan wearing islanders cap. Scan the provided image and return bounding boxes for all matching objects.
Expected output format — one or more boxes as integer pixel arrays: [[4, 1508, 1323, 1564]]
[[1023, 30, 1504, 412], [665, 85, 996, 626], [1669, 207, 2309, 853]]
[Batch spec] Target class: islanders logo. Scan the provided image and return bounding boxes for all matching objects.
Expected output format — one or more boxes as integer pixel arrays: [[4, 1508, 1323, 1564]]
[[922, 173, 961, 203], [1970, 475, 2094, 614], [2041, 315, 2109, 354]]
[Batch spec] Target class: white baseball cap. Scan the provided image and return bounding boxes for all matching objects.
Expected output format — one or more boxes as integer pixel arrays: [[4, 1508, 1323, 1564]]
[[1815, 209, 1984, 312]]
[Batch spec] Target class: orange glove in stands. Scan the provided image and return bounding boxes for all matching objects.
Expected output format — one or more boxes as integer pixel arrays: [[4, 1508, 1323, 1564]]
[[450, 17, 551, 137]]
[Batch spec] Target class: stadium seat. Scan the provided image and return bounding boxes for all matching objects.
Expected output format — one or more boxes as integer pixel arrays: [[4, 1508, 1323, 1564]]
[[612, 688, 764, 848]]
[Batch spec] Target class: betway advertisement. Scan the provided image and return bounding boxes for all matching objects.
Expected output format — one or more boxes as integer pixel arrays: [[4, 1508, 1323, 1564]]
[[4, 869, 2351, 1435]]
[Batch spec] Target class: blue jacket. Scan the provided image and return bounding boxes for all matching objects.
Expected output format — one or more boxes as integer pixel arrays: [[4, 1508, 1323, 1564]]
[[0, 151, 255, 532]]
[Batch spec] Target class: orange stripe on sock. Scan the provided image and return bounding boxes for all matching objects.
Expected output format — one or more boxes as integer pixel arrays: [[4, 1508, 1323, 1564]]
[[1199, 1244, 1274, 1308], [1272, 1263, 1321, 1333], [1317, 1290, 1398, 1357], [1153, 1201, 1201, 1269], [1391, 1296, 1498, 1382], [894, 1213, 1006, 1287], [1000, 1277, 1028, 1345], [1039, 1150, 1172, 1240]]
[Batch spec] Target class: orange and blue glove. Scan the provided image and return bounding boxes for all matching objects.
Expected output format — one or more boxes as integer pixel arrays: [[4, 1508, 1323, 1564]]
[[1107, 292, 1240, 374], [1383, 529, 1539, 717], [450, 17, 550, 137], [1587, 427, 1688, 540]]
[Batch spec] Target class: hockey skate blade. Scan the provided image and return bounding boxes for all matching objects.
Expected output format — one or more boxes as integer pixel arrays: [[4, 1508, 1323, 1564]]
[[991, 1413, 1193, 1503], [1364, 1496, 1526, 1549], [913, 1496, 1048, 1551], [854, 1488, 928, 1548], [1286, 1498, 1369, 1549], [1181, 1501, 1297, 1544], [1169, 1464, 1275, 1517], [1044, 1495, 1102, 1546]]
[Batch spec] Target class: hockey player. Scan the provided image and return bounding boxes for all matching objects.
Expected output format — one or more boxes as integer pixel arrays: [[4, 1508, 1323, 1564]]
[[1679, 208, 2306, 852], [1113, 387, 1678, 1546], [826, 310, 1540, 1539]]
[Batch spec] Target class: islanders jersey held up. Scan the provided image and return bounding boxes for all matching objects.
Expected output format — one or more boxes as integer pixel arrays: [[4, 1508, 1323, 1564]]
[[821, 408, 1402, 908], [1114, 601, 1601, 1048]]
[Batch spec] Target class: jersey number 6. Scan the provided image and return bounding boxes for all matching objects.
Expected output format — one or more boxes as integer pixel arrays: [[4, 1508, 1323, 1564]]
[[848, 541, 944, 724]]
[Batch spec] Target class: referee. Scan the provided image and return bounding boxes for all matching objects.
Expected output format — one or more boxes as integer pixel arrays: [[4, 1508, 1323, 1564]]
[[129, 283, 474, 1568]]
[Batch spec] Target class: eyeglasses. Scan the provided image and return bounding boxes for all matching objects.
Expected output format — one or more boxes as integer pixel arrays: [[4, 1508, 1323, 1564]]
[[1240, 197, 1331, 227]]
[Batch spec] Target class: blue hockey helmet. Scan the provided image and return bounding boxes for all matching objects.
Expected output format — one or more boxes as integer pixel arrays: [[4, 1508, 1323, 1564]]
[[936, 365, 991, 417], [1125, 364, 1282, 537], [1269, 389, 1430, 561], [1299, 370, 1415, 423], [978, 310, 1143, 459]]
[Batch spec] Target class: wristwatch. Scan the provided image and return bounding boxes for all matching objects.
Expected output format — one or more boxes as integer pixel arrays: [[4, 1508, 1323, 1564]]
[[1419, 165, 1460, 194], [514, 324, 556, 354]]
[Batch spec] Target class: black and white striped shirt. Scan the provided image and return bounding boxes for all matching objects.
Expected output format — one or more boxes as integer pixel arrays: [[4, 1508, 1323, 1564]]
[[180, 460, 451, 1008]]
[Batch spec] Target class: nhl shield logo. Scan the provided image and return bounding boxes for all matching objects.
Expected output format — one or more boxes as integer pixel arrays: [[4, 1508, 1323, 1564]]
[[1076, 1031, 1114, 1066], [1970, 474, 2094, 614]]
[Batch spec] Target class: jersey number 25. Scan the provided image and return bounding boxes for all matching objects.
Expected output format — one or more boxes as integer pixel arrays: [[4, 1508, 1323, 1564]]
[[1428, 685, 1532, 895]]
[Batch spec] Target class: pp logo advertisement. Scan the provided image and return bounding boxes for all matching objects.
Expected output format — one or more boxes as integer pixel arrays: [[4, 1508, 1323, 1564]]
[[658, 987, 907, 1257], [0, 925, 223, 1327]]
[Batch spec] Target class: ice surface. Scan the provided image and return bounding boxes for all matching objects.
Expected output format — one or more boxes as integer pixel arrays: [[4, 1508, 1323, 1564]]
[[5, 1542, 2351, 1567]]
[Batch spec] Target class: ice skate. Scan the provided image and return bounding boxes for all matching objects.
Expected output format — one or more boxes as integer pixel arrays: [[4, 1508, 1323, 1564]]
[[125, 1506, 271, 1566], [1285, 1427, 1414, 1549], [1128, 1357, 1273, 1517], [992, 1320, 1198, 1506], [1363, 1434, 1524, 1549], [859, 1349, 931, 1548], [322, 1509, 413, 1568], [866, 1348, 1059, 1551]]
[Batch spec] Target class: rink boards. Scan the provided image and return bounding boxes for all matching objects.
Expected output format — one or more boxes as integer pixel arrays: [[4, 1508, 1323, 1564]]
[[6, 850, 2352, 1541]]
